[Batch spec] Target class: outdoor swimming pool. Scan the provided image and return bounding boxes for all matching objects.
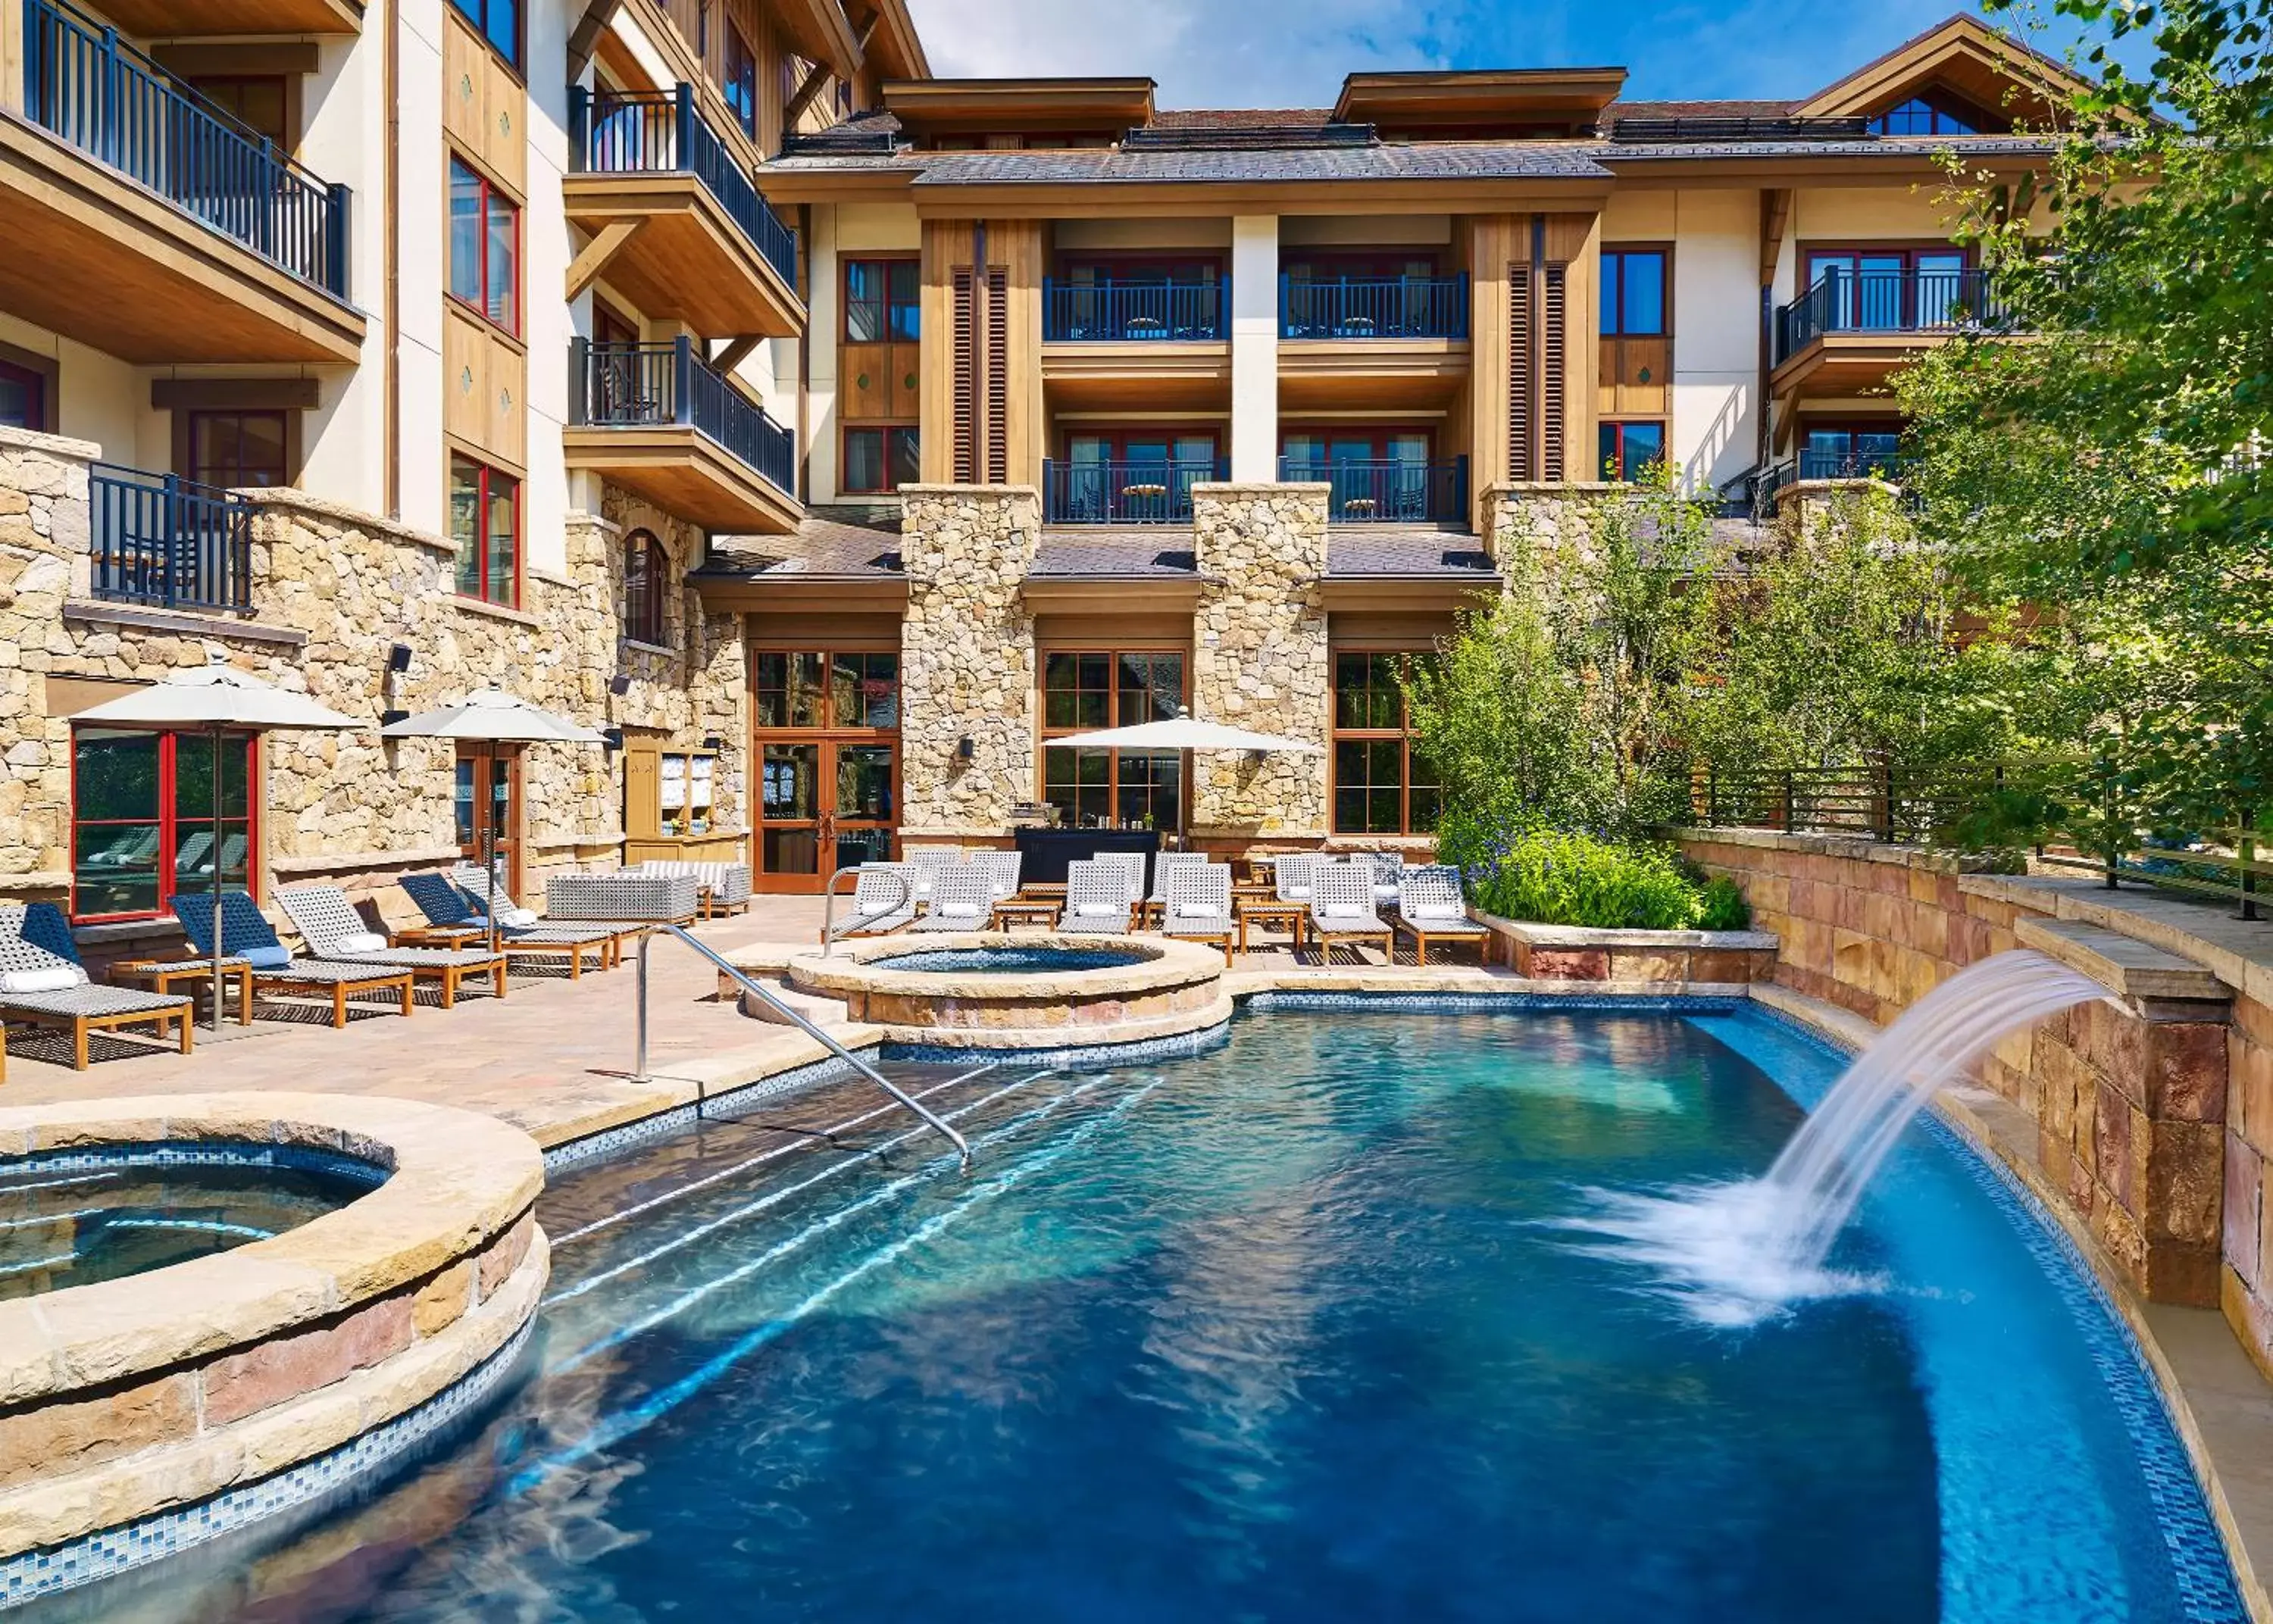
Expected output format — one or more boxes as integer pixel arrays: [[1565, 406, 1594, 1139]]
[[41, 1007, 2243, 1621]]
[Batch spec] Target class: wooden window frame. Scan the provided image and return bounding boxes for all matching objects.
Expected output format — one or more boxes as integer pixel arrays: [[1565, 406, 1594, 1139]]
[[1597, 419, 1668, 483], [722, 20, 758, 139], [841, 425, 920, 495], [448, 153, 522, 339], [753, 649, 903, 733], [1798, 241, 1973, 327], [446, 0, 524, 75], [69, 726, 260, 925], [449, 451, 523, 608], [1037, 648, 1190, 832], [1600, 244, 1671, 337], [0, 348, 58, 435], [1329, 648, 1437, 837], [1278, 424, 1436, 463], [624, 527, 669, 648], [1061, 425, 1223, 464]]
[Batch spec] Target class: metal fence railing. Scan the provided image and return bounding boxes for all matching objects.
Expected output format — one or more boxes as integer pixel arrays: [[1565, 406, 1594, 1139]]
[[1041, 457, 1225, 525], [1043, 276, 1227, 342], [1280, 273, 1469, 339], [89, 463, 254, 612], [570, 336, 796, 496], [1775, 265, 2014, 362], [23, 0, 351, 297], [1277, 456, 1468, 525]]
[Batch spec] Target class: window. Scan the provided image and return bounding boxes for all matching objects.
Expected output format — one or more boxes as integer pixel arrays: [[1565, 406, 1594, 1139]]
[[449, 453, 520, 606], [1040, 652, 1185, 830], [624, 529, 668, 646], [184, 77, 289, 148], [1870, 96, 1976, 136], [449, 158, 519, 335], [1601, 249, 1667, 336], [186, 411, 289, 491], [71, 728, 256, 922], [723, 23, 757, 139], [844, 259, 921, 342], [447, 0, 519, 68], [0, 357, 48, 433], [1331, 653, 1437, 835], [1800, 423, 1905, 481], [843, 426, 920, 494], [755, 651, 901, 729], [1805, 246, 1968, 330], [1598, 421, 1666, 482]]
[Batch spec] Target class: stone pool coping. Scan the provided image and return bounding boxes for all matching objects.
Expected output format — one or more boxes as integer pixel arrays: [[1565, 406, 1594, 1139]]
[[787, 934, 1223, 1002], [1754, 983, 2273, 1624], [0, 1093, 548, 1569]]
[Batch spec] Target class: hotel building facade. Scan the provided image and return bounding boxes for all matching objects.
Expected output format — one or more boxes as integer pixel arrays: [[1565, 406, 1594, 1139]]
[[0, 2, 2072, 936]]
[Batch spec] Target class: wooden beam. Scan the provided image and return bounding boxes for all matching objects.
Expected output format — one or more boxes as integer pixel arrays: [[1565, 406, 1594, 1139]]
[[152, 376, 321, 411], [709, 334, 764, 373], [565, 219, 643, 301], [783, 59, 834, 128], [565, 0, 622, 85], [1759, 186, 1792, 286]]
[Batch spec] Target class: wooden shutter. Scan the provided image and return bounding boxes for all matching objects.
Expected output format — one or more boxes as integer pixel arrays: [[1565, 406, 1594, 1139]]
[[1541, 263, 1567, 482], [984, 267, 1008, 483], [1508, 264, 1534, 483], [950, 267, 976, 482]]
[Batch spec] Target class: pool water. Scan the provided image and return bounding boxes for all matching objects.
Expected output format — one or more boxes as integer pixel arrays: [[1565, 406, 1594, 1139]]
[[40, 1009, 2242, 1622], [0, 1145, 381, 1303], [866, 945, 1152, 974]]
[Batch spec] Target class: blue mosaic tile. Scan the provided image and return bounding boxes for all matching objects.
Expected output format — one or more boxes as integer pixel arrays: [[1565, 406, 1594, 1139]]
[[542, 1050, 877, 1173], [0, 1141, 388, 1189], [881, 1019, 1233, 1072], [1242, 989, 1747, 1016], [0, 1320, 533, 1610]]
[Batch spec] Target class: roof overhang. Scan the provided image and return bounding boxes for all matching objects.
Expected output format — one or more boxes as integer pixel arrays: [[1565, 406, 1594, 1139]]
[[692, 573, 908, 611], [1599, 142, 2055, 187], [1023, 576, 1205, 612], [1334, 68, 1627, 132], [864, 0, 929, 80], [905, 176, 1615, 219], [881, 77, 1156, 137], [1319, 575, 1500, 610], [773, 0, 864, 80], [1794, 14, 2094, 128]]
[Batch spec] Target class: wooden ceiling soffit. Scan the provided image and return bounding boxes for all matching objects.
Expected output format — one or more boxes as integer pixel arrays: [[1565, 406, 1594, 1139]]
[[1333, 68, 1627, 126], [1793, 14, 2092, 127], [907, 177, 1614, 220], [882, 77, 1157, 136], [693, 573, 908, 611]]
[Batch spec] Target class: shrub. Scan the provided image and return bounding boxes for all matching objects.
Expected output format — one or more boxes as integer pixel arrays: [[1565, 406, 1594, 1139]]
[[1464, 827, 1707, 931], [1696, 874, 1752, 932]]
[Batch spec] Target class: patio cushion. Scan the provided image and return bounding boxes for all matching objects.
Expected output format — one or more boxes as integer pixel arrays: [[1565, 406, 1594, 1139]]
[[2, 966, 84, 994], [243, 945, 293, 970], [1409, 904, 1465, 922], [1170, 904, 1216, 921], [936, 902, 985, 921]]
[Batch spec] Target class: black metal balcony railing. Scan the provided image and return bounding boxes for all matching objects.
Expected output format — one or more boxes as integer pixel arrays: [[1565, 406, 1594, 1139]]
[[1774, 266, 2014, 362], [90, 464, 253, 612], [1751, 451, 1916, 514], [1278, 456, 1468, 525], [21, 0, 352, 298], [567, 83, 798, 294], [1280, 273, 1468, 339], [1042, 458, 1226, 525], [1042, 277, 1227, 342], [570, 337, 796, 497]]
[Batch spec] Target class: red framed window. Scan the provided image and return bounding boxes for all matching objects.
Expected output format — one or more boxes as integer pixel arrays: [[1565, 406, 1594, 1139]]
[[843, 426, 919, 494], [448, 156, 519, 335], [624, 527, 668, 645], [1598, 420, 1667, 482], [450, 452, 521, 607], [0, 357, 48, 433], [844, 258, 921, 341], [70, 727, 258, 923], [1601, 249, 1667, 336]]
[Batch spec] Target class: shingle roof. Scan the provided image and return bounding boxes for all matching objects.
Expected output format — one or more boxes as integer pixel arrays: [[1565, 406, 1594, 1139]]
[[1149, 108, 1336, 130], [764, 141, 1612, 184], [1326, 533, 1499, 576], [1030, 538, 1199, 576], [1601, 98, 1800, 123], [1598, 132, 2058, 161], [703, 516, 904, 577]]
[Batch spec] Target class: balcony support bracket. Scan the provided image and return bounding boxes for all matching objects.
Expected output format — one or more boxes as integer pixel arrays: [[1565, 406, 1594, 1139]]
[[710, 334, 763, 373], [567, 219, 645, 302]]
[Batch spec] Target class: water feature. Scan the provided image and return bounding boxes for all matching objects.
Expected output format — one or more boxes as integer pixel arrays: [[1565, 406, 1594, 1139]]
[[0, 1142, 383, 1302], [29, 1005, 2237, 1622], [1564, 950, 2108, 1326]]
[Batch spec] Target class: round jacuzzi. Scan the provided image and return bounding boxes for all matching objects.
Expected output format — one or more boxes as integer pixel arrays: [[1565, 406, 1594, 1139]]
[[784, 933, 1232, 1051]]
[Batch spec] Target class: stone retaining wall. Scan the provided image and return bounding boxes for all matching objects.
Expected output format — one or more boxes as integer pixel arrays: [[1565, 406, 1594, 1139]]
[[0, 1094, 547, 1579], [1681, 827, 2273, 1366]]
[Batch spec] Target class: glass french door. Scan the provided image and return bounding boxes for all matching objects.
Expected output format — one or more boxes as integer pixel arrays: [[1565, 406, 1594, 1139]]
[[758, 741, 897, 892], [1807, 248, 1968, 331], [455, 742, 521, 894]]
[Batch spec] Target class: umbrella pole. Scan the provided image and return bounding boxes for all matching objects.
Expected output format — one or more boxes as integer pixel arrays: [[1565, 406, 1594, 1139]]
[[486, 819, 499, 957], [210, 723, 225, 1035]]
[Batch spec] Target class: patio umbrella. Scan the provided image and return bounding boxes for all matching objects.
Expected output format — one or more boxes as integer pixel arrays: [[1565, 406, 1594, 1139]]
[[1045, 713, 1325, 754], [73, 662, 364, 1032], [380, 691, 606, 951]]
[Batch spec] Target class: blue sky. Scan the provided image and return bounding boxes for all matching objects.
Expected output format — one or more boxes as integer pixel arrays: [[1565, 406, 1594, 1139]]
[[900, 0, 2123, 109]]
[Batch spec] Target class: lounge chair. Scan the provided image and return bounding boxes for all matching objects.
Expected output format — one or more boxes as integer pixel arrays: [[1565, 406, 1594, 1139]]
[[1359, 850, 1405, 908], [452, 864, 682, 941], [1308, 863, 1393, 965], [277, 886, 508, 1008], [909, 866, 996, 932], [1058, 860, 1136, 936], [1160, 863, 1237, 963], [1139, 851, 1202, 928], [630, 860, 752, 919], [970, 851, 1022, 904], [829, 864, 918, 941], [905, 847, 964, 907], [1274, 853, 1320, 907], [170, 892, 416, 1028], [0, 904, 194, 1070], [1390, 865, 1491, 967], [399, 873, 621, 974]]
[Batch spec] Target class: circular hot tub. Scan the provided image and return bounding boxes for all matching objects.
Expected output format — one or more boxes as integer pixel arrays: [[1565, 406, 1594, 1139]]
[[785, 933, 1231, 1051]]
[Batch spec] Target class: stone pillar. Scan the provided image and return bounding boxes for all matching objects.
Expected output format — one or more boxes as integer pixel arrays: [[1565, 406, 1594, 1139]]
[[1189, 482, 1329, 839], [0, 426, 95, 897], [1480, 481, 1622, 576], [898, 484, 1040, 839], [1228, 216, 1280, 483]]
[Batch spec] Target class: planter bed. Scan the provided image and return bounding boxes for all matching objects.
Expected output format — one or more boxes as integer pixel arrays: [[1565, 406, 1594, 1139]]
[[1473, 914, 1779, 983]]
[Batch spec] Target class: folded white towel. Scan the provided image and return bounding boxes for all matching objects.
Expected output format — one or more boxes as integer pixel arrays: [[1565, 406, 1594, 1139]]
[[336, 930, 387, 953], [499, 906, 540, 929], [0, 966, 85, 994]]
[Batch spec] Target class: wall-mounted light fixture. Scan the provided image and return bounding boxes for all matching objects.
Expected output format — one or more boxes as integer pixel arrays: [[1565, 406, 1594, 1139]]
[[387, 643, 414, 674], [956, 735, 975, 760], [380, 707, 411, 728], [608, 674, 633, 697], [702, 734, 724, 751], [602, 726, 625, 752]]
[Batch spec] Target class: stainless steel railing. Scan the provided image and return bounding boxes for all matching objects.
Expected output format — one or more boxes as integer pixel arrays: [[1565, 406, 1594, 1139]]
[[633, 923, 970, 1166]]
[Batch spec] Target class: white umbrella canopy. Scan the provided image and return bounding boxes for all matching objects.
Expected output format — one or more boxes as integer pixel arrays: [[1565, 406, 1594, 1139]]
[[1046, 715, 1324, 754], [74, 663, 364, 1033], [377, 689, 605, 744]]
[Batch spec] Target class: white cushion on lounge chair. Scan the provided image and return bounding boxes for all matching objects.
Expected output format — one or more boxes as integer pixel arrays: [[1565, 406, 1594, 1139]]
[[499, 906, 540, 929], [1319, 904, 1362, 921], [1, 965, 84, 994], [1171, 903, 1216, 921], [336, 930, 386, 953], [1410, 904, 1465, 922], [937, 903, 983, 920]]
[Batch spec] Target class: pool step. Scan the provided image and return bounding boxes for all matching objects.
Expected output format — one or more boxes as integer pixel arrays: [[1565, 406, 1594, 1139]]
[[732, 973, 850, 1028]]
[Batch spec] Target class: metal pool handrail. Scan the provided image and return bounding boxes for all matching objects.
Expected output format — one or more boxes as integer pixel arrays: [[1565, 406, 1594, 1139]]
[[633, 923, 971, 1166], [819, 864, 912, 956]]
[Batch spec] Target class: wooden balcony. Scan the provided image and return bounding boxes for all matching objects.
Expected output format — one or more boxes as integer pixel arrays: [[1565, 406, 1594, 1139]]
[[564, 338, 804, 534], [0, 0, 363, 364], [564, 85, 804, 339], [1771, 267, 2017, 405], [91, 0, 361, 33]]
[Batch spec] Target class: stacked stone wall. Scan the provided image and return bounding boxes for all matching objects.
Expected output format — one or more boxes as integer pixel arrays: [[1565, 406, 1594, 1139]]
[[1189, 483, 1329, 837], [896, 485, 1039, 839]]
